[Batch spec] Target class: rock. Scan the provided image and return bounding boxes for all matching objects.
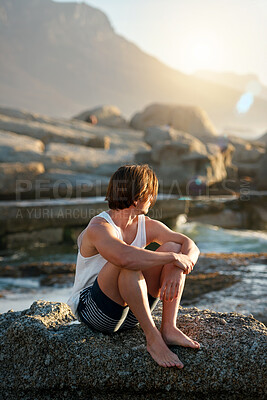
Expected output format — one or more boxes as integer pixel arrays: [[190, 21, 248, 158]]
[[36, 169, 110, 199], [73, 105, 128, 128], [0, 130, 44, 163], [182, 272, 240, 303], [137, 128, 236, 191], [145, 126, 207, 155], [247, 205, 267, 230], [0, 114, 110, 148], [228, 135, 265, 164], [130, 104, 218, 139], [187, 209, 243, 229], [5, 228, 64, 249], [256, 152, 267, 190], [43, 142, 134, 174], [0, 262, 75, 278], [257, 131, 267, 146], [0, 300, 266, 399], [0, 162, 45, 197]]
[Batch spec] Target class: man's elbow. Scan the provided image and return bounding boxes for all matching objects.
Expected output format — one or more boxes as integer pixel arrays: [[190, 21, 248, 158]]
[[112, 248, 134, 269]]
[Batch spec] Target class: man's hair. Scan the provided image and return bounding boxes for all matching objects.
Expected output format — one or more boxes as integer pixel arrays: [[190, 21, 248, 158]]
[[105, 164, 158, 210]]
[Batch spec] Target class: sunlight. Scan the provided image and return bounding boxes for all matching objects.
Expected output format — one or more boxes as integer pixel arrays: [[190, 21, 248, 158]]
[[192, 42, 212, 65], [177, 33, 223, 74]]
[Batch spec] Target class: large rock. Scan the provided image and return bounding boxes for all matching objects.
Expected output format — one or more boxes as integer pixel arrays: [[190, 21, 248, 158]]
[[0, 300, 266, 399], [0, 114, 110, 148], [37, 169, 110, 198], [228, 135, 265, 164], [0, 162, 45, 198], [43, 142, 133, 174], [130, 104, 218, 139], [136, 127, 236, 191], [0, 131, 44, 163], [5, 228, 64, 249], [73, 105, 128, 128]]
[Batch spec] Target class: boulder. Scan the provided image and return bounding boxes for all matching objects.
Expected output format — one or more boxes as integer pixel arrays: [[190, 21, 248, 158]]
[[130, 104, 218, 139], [43, 142, 134, 174], [5, 228, 64, 249], [0, 162, 45, 198], [187, 209, 243, 229], [228, 135, 265, 164], [36, 169, 110, 199], [0, 114, 110, 148], [136, 128, 236, 191], [73, 105, 128, 128], [0, 300, 266, 399], [0, 131, 44, 163]]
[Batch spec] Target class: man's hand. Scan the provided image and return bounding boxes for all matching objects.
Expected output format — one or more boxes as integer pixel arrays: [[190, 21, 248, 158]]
[[173, 254, 194, 274], [160, 264, 184, 301]]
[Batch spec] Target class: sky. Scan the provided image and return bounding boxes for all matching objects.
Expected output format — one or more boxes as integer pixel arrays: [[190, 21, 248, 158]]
[[55, 0, 267, 86]]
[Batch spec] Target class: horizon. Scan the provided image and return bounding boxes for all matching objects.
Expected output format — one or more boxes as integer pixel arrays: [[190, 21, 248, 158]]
[[53, 0, 267, 89]]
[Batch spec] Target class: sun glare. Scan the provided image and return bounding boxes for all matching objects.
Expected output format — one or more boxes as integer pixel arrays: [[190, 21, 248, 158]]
[[177, 33, 223, 74], [192, 43, 212, 64]]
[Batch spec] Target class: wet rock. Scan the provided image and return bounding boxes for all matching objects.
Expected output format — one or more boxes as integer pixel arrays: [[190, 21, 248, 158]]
[[0, 300, 266, 399], [183, 272, 240, 303], [40, 273, 74, 287], [5, 228, 64, 249], [187, 208, 243, 229], [0, 262, 75, 278]]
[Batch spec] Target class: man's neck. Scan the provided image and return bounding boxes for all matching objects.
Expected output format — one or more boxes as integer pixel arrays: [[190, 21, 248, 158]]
[[108, 207, 139, 230]]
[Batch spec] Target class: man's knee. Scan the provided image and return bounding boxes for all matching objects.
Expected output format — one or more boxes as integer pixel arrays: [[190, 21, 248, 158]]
[[157, 241, 182, 253], [118, 268, 144, 282]]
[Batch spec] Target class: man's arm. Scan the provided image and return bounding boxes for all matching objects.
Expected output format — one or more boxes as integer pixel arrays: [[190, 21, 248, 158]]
[[145, 217, 200, 265], [85, 219, 192, 272]]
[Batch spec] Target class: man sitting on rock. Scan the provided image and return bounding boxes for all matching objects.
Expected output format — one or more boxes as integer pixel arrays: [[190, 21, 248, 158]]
[[68, 164, 200, 368]]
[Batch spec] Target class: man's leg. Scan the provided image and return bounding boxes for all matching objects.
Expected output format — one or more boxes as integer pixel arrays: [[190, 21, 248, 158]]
[[143, 242, 200, 349], [97, 262, 183, 368]]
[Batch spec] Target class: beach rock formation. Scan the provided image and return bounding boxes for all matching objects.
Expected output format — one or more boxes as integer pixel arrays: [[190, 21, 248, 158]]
[[0, 108, 148, 199], [227, 135, 266, 181], [136, 125, 237, 192], [0, 114, 110, 148], [0, 131, 44, 163], [130, 104, 218, 139], [0, 300, 266, 399], [73, 105, 128, 128], [0, 162, 45, 197]]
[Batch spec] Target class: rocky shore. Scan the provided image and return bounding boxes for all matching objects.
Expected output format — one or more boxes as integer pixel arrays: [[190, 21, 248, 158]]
[[0, 299, 266, 399]]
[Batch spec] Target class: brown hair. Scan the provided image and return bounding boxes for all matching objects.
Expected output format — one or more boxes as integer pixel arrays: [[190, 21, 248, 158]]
[[105, 164, 158, 210]]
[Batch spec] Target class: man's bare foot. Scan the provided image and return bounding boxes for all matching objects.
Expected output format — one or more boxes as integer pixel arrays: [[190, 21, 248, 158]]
[[146, 329, 184, 368], [161, 326, 200, 349]]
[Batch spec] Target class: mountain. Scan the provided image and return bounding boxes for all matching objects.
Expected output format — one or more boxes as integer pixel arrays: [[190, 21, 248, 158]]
[[0, 0, 267, 137], [194, 71, 267, 101]]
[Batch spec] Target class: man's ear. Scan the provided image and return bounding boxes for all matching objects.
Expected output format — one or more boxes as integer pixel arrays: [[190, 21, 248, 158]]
[[133, 200, 137, 207]]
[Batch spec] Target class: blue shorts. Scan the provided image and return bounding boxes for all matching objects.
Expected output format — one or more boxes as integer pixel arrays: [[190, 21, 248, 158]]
[[77, 278, 159, 333]]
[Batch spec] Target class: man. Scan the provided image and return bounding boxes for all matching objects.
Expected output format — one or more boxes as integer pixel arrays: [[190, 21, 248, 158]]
[[68, 164, 200, 368]]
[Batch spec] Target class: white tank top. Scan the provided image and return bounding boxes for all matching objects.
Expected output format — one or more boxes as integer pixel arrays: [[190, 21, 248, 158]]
[[67, 211, 147, 319]]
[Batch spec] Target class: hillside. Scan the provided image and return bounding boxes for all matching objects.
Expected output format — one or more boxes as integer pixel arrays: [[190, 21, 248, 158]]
[[194, 70, 267, 101], [0, 0, 267, 136]]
